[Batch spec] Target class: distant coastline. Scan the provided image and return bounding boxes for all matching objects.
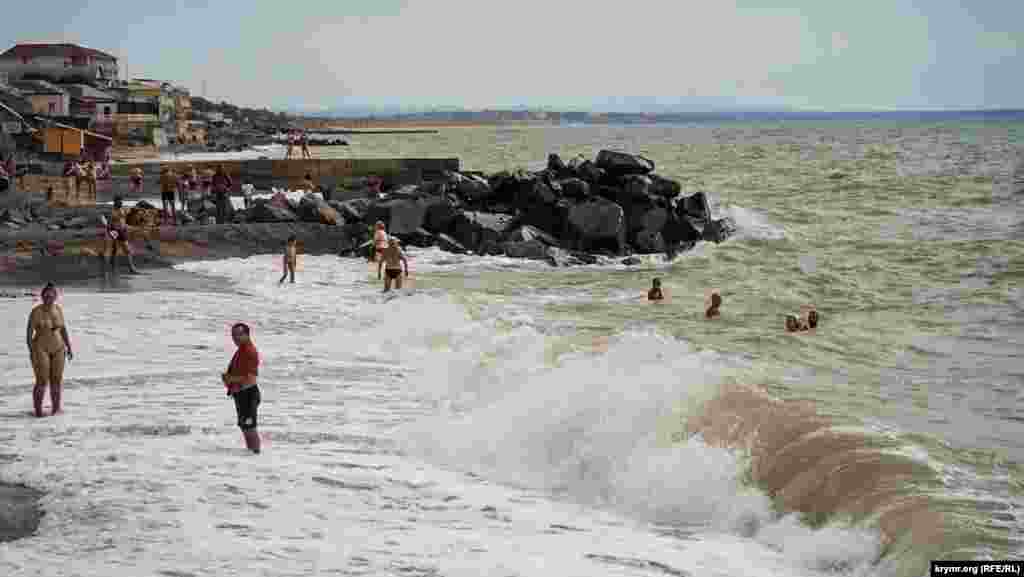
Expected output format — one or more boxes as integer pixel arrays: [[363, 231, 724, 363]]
[[304, 108, 1024, 129]]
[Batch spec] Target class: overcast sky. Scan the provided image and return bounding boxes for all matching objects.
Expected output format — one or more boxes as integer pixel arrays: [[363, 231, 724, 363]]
[[2, 0, 1021, 112]]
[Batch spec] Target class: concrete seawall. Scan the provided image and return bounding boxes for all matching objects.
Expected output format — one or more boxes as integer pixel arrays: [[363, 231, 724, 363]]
[[106, 158, 460, 197]]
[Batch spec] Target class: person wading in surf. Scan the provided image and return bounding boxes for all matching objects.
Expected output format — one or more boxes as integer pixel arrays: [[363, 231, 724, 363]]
[[372, 221, 388, 263], [706, 291, 722, 319], [648, 278, 664, 301], [378, 237, 409, 292], [222, 322, 261, 454], [26, 282, 73, 417], [279, 235, 298, 284]]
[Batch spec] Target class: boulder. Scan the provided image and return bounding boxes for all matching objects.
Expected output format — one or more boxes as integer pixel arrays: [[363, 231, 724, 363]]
[[633, 229, 666, 254], [489, 171, 534, 206], [367, 199, 428, 235], [436, 233, 468, 254], [622, 174, 653, 199], [661, 213, 702, 244], [567, 199, 626, 254], [423, 196, 459, 235], [594, 150, 655, 176], [545, 247, 599, 267], [558, 178, 590, 200], [703, 217, 737, 243], [503, 239, 550, 260], [677, 191, 712, 222], [296, 195, 340, 225], [389, 184, 421, 198], [629, 206, 670, 237], [456, 173, 493, 202], [392, 227, 435, 248], [249, 202, 297, 223], [505, 225, 560, 247], [574, 160, 605, 184], [519, 179, 559, 207], [649, 174, 682, 198], [450, 211, 517, 252], [547, 153, 567, 175], [0, 208, 28, 226], [333, 198, 371, 223], [520, 199, 571, 239]]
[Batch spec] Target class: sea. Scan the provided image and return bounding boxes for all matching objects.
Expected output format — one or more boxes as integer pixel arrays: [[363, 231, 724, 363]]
[[1, 115, 1022, 577]]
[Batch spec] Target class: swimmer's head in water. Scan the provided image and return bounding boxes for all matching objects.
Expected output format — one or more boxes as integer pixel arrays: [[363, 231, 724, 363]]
[[41, 282, 57, 304], [231, 322, 250, 345], [785, 314, 800, 332], [807, 309, 818, 328]]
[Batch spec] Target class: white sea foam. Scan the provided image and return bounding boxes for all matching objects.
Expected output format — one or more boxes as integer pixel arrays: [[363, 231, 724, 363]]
[[0, 254, 890, 576]]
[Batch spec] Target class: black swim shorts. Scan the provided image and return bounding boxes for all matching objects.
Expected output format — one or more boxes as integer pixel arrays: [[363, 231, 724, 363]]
[[385, 268, 401, 280], [233, 385, 261, 430], [161, 190, 176, 204]]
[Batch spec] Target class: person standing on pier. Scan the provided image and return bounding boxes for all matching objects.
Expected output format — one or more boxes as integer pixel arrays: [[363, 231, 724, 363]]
[[300, 130, 312, 159], [212, 164, 233, 224]]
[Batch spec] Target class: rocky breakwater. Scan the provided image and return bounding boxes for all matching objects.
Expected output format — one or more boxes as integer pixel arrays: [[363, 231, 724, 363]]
[[239, 149, 737, 266]]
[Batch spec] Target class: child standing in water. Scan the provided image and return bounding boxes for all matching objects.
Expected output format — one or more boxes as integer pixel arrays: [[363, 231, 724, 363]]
[[222, 322, 261, 454], [279, 235, 298, 284]]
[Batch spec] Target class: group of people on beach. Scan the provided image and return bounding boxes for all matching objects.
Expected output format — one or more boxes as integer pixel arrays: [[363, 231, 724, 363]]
[[284, 130, 312, 160], [140, 164, 234, 225], [647, 277, 819, 331]]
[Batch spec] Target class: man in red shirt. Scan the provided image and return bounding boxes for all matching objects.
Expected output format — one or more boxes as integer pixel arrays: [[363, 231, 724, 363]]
[[222, 322, 262, 453]]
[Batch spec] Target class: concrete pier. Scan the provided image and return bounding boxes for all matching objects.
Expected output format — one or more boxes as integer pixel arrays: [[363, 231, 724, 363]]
[[107, 157, 460, 195]]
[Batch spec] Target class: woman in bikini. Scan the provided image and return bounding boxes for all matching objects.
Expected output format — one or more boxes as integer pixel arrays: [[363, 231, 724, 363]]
[[26, 283, 73, 417]]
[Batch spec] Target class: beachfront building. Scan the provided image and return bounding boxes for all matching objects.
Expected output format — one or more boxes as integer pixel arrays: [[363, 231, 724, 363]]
[[0, 43, 118, 86], [173, 86, 192, 142], [64, 84, 118, 134], [9, 79, 70, 117], [111, 79, 164, 147]]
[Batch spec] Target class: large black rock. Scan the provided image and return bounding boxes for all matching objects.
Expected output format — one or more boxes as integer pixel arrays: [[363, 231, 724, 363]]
[[558, 178, 590, 200], [248, 201, 297, 223], [505, 225, 560, 247], [520, 198, 571, 239], [422, 196, 459, 235], [450, 211, 517, 252], [332, 198, 372, 223], [594, 150, 655, 176], [567, 198, 626, 254], [503, 239, 550, 260], [648, 174, 682, 198], [366, 199, 428, 235]]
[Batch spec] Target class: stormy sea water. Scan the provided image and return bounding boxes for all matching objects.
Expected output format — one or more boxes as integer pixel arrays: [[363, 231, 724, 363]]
[[1, 117, 1023, 576]]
